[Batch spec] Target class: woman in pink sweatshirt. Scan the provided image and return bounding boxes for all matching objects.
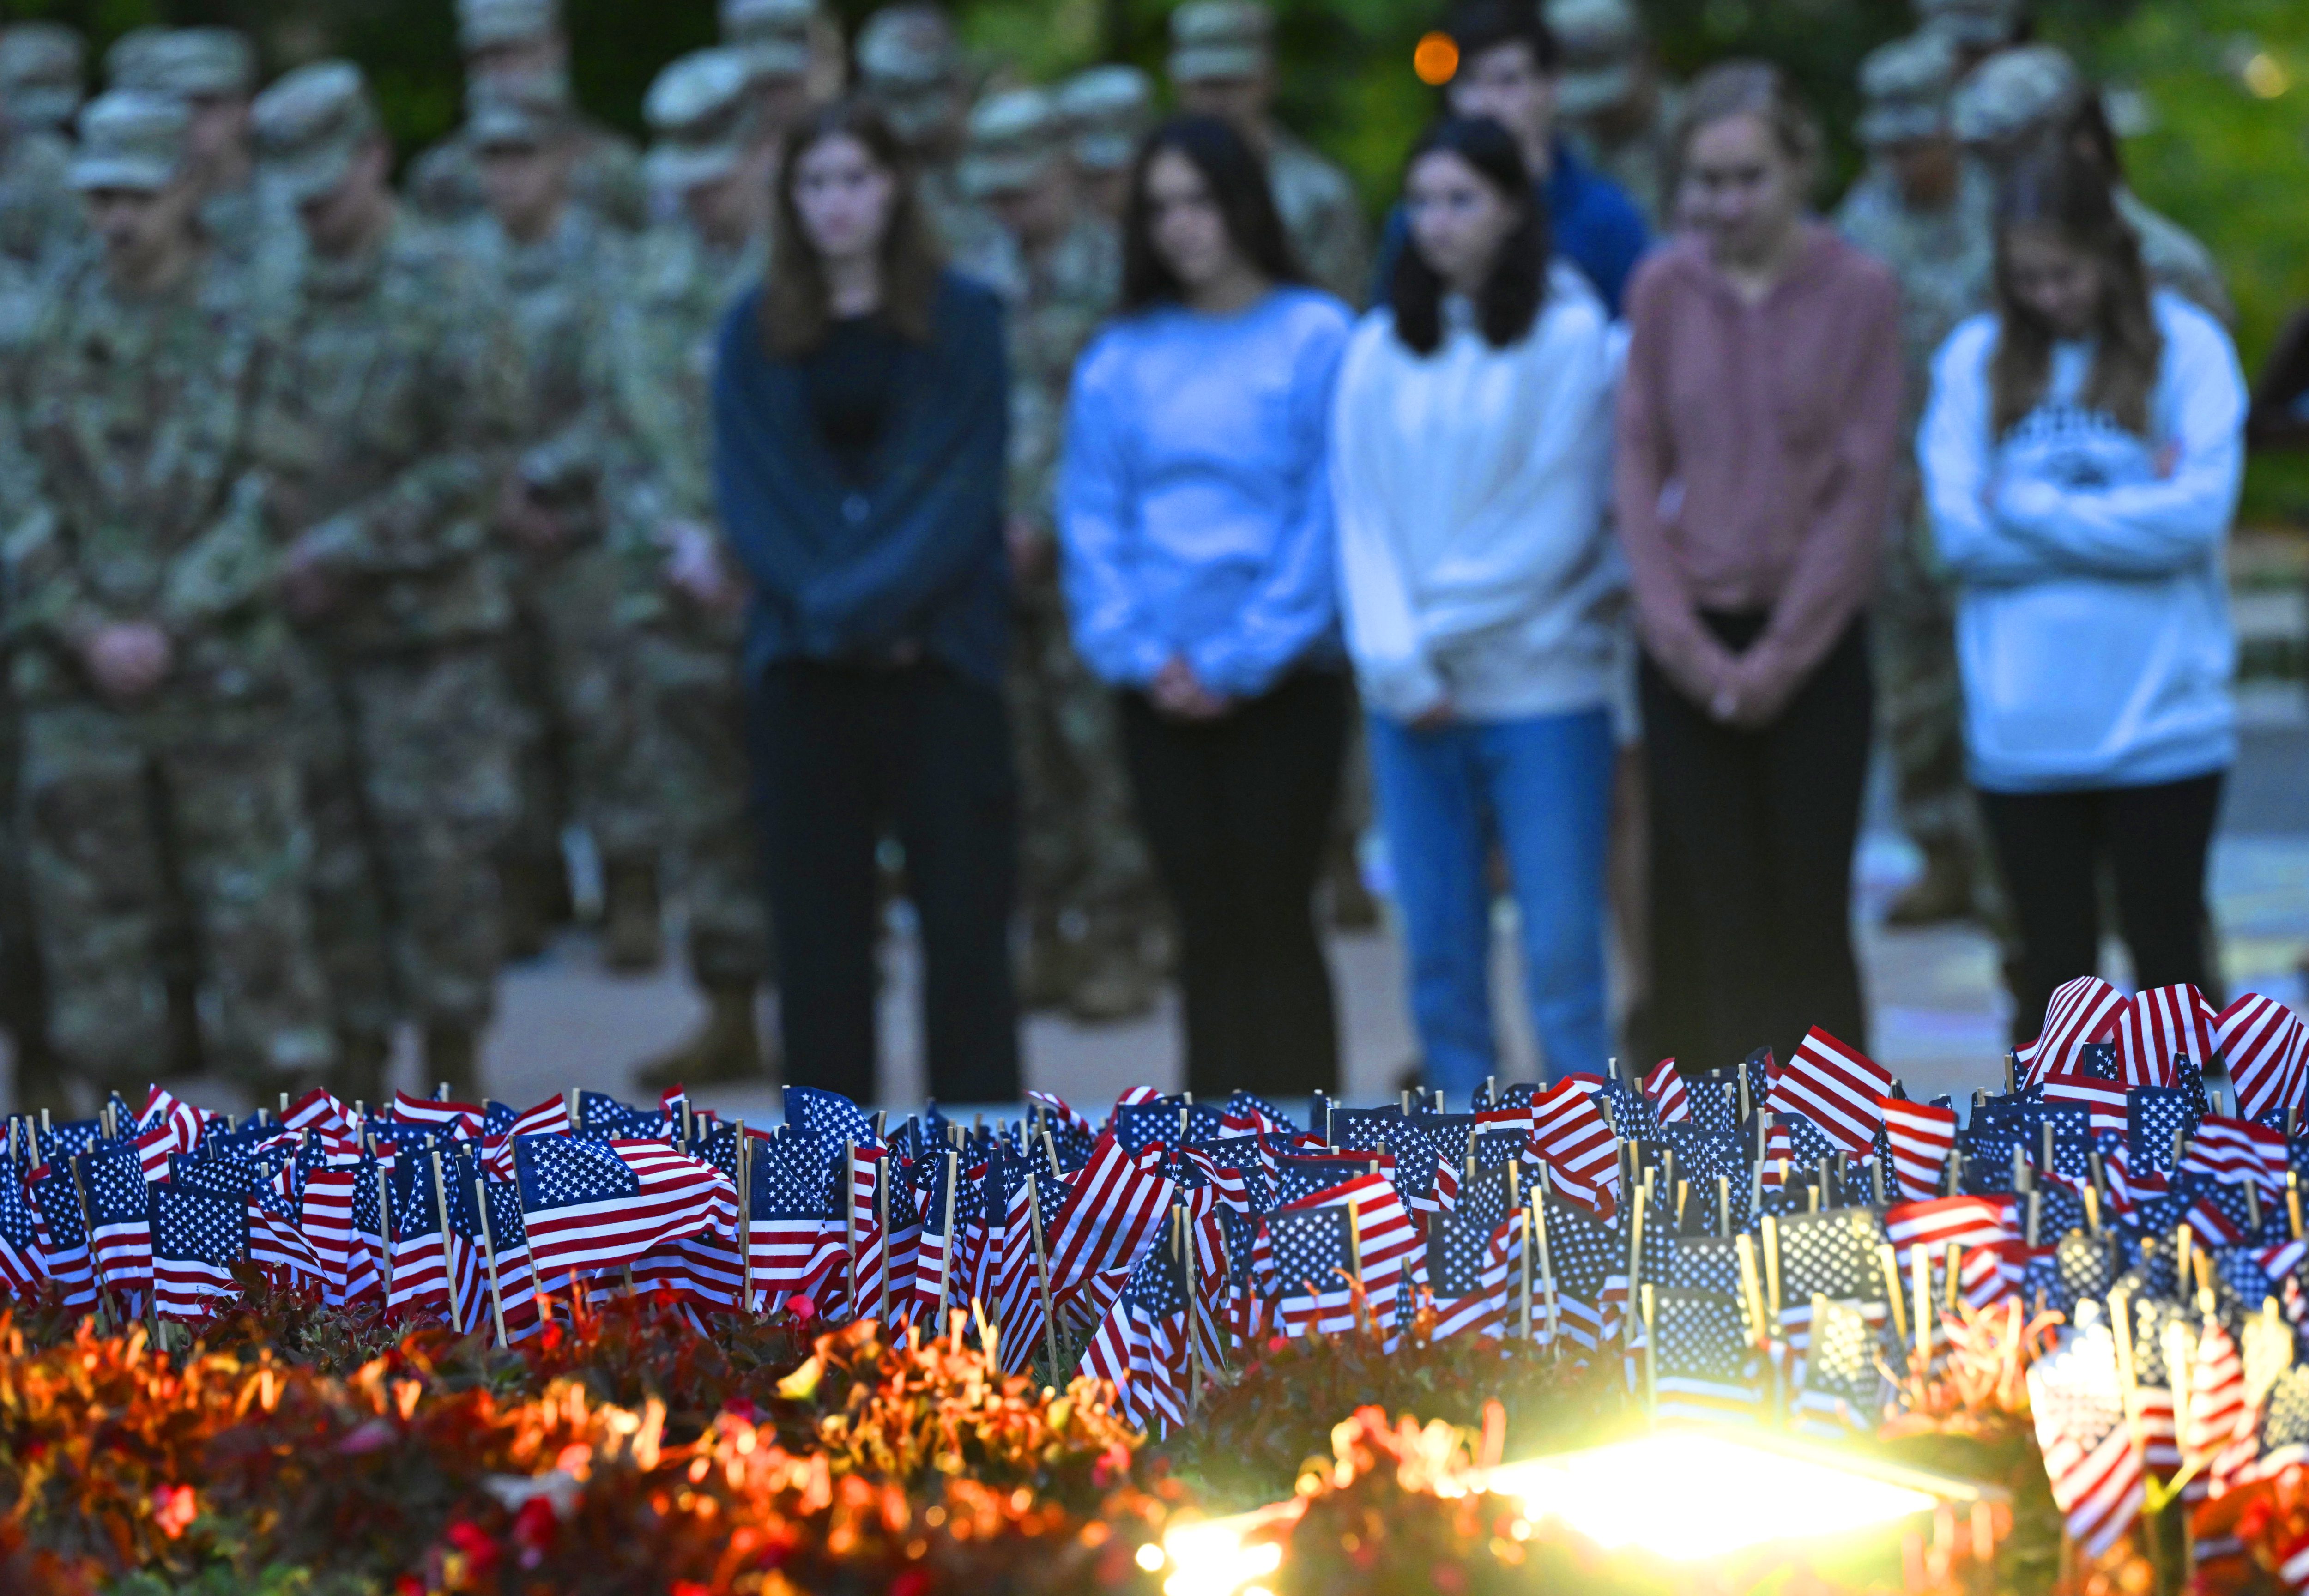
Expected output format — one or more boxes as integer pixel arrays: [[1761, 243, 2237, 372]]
[[1614, 61, 1904, 1075]]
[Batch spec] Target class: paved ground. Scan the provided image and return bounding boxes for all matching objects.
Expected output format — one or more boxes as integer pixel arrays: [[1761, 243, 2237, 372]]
[[31, 713, 2303, 1126]]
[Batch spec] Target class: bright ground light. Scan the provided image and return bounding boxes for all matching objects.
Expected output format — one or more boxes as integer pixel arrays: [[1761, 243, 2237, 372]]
[[1486, 1433, 1938, 1561]]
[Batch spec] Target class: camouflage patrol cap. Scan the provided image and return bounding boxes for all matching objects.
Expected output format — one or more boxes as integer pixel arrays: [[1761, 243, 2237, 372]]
[[643, 47, 759, 191], [457, 0, 562, 54], [1168, 0, 1273, 84], [466, 67, 572, 150], [1856, 30, 1960, 145], [857, 5, 961, 90], [108, 26, 257, 98], [69, 90, 190, 191], [0, 23, 86, 131], [1547, 0, 1644, 118], [959, 87, 1058, 199], [1949, 42, 2083, 149], [720, 0, 815, 79], [1057, 64, 1152, 173], [252, 59, 383, 202], [1915, 0, 2027, 50]]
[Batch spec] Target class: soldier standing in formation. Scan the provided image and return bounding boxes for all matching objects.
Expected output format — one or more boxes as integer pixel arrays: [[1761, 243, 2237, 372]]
[[1546, 0, 1679, 230], [6, 92, 337, 1111], [1166, 0, 1369, 306], [405, 0, 647, 235], [1055, 65, 1152, 225], [0, 24, 85, 279], [249, 61, 530, 1101], [722, 0, 822, 153], [960, 87, 1160, 1021], [601, 47, 782, 1086], [1913, 0, 2027, 80], [1837, 31, 2000, 929]]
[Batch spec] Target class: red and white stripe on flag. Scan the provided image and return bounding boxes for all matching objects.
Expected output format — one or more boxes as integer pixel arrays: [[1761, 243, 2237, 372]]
[[1766, 1028, 1891, 1158], [2110, 983, 2217, 1088], [1884, 1195, 2018, 1271], [1530, 1077, 1619, 1200], [2217, 992, 2307, 1127], [2016, 975, 2127, 1088], [2041, 1070, 2130, 1138], [1640, 1059, 1690, 1125], [1877, 1096, 1957, 1201], [509, 1095, 573, 1140], [2183, 1116, 2288, 1192]]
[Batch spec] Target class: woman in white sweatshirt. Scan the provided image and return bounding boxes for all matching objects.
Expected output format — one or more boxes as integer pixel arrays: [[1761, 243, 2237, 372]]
[[1919, 145, 2247, 1040], [1330, 115, 1622, 1092]]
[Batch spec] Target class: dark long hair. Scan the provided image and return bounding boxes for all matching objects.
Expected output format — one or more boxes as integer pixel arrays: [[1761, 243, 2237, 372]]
[[1989, 141, 2161, 438], [1389, 116, 1549, 356], [760, 98, 943, 357], [1118, 114, 1302, 313]]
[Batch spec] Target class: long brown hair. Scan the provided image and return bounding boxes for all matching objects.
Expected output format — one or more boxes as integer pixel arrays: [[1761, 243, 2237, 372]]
[[760, 98, 944, 357], [1989, 142, 2161, 438]]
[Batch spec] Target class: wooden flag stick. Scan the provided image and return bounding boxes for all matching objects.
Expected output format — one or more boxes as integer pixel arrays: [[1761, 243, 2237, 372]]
[[1177, 1206, 1201, 1414], [1759, 1213, 1781, 1343], [1509, 1161, 1529, 1342], [2290, 1171, 2305, 1243], [1346, 1196, 1366, 1333], [1041, 1127, 1063, 1180], [426, 1148, 460, 1332], [877, 1154, 891, 1323], [1912, 1241, 1933, 1358], [1640, 1282, 1658, 1420], [1624, 1180, 1648, 1358], [1717, 1173, 1732, 1239], [2245, 1177, 2263, 1234], [735, 1119, 753, 1314], [1024, 1160, 1060, 1374], [1735, 1231, 1766, 1344], [934, 1149, 959, 1326], [843, 1141, 859, 1318], [1879, 1243, 1909, 1346], [1533, 1195, 1558, 1348], [1945, 1242, 1963, 1312], [471, 1172, 508, 1348], [64, 1153, 116, 1332]]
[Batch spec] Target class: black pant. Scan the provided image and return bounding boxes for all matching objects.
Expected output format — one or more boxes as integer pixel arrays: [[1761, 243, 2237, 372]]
[[749, 659, 1020, 1104], [1641, 612, 1874, 1072], [1978, 771, 2225, 1041], [1117, 669, 1348, 1098]]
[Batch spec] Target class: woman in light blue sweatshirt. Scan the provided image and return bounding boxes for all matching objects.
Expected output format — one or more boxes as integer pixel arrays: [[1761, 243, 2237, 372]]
[[1058, 114, 1353, 1097], [1919, 146, 2246, 1037]]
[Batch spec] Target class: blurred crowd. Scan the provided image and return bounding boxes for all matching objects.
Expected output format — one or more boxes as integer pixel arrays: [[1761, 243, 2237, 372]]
[[0, 0, 2259, 1117]]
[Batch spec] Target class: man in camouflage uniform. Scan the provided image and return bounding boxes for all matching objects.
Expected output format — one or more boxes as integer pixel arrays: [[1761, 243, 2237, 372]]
[[0, 23, 85, 276], [1914, 0, 2027, 80], [1837, 31, 2000, 928], [1952, 44, 2233, 324], [1167, 0, 1369, 306], [721, 0, 822, 151], [854, 5, 1021, 299], [5, 92, 336, 1107], [250, 61, 530, 1100], [104, 28, 303, 301], [1056, 65, 1152, 224], [599, 48, 777, 1084], [463, 74, 659, 969], [405, 0, 648, 235], [1547, 0, 1679, 231], [961, 87, 1157, 1022]]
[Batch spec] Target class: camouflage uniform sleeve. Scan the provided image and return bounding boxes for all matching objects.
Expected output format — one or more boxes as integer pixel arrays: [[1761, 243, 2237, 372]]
[[0, 319, 104, 649], [298, 254, 527, 576], [156, 472, 278, 635], [581, 132, 652, 235]]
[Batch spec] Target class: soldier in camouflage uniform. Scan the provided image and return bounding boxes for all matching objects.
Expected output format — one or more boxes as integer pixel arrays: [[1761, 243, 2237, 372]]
[[5, 92, 336, 1105], [721, 0, 822, 150], [0, 24, 86, 277], [1167, 0, 1369, 306], [961, 88, 1158, 1021], [462, 74, 662, 970], [105, 28, 303, 302], [599, 48, 777, 1084], [250, 61, 531, 1100], [1837, 32, 2001, 928], [854, 5, 1022, 300], [405, 0, 648, 235], [1951, 44, 2234, 325], [1056, 65, 1152, 224], [1913, 0, 2026, 80], [1547, 0, 1680, 231]]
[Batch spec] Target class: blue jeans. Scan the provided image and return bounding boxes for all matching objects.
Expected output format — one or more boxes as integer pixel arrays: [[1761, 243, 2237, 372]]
[[1367, 707, 1614, 1094]]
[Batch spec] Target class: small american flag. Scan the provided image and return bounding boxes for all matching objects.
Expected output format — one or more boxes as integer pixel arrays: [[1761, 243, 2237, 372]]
[[748, 1132, 845, 1307], [1792, 1295, 1886, 1436], [2110, 983, 2216, 1087], [508, 1095, 574, 1140], [2043, 1070, 2130, 1137], [513, 1136, 735, 1280], [2017, 975, 2128, 1087], [1640, 1060, 1691, 1126], [2027, 1312, 2144, 1555], [2183, 1116, 2288, 1192], [152, 1182, 248, 1321], [1530, 1077, 1620, 1206], [1878, 1097, 1957, 1201], [1649, 1288, 1764, 1424], [84, 1143, 154, 1294], [2127, 1086, 2197, 1173], [2216, 992, 2306, 1127], [1767, 1028, 1892, 1159], [390, 1090, 485, 1138], [1267, 1205, 1356, 1337], [1426, 1211, 1511, 1341], [1040, 1131, 1173, 1296], [1883, 1195, 2017, 1271]]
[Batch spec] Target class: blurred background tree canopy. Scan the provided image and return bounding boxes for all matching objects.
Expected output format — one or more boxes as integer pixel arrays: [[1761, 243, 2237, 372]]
[[11, 0, 2307, 511]]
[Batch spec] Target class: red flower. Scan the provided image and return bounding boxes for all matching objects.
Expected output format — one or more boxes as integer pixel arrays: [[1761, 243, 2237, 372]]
[[446, 1519, 501, 1577], [512, 1495, 559, 1554], [785, 1293, 818, 1321], [152, 1485, 197, 1540], [395, 1578, 424, 1596], [889, 1569, 932, 1596], [669, 1583, 712, 1596]]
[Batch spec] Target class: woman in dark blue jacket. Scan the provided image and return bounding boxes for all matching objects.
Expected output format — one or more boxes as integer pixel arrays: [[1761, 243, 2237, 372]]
[[713, 98, 1017, 1105]]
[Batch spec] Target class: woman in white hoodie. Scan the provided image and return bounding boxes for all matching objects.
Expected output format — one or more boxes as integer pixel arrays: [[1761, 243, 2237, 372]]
[[1331, 115, 1621, 1091], [1920, 145, 2247, 1039]]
